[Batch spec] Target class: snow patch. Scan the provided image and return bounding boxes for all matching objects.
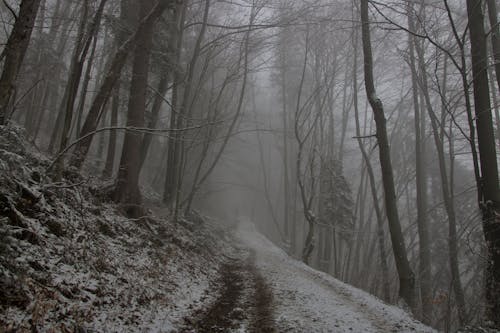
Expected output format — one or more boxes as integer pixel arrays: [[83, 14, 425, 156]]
[[236, 220, 436, 333]]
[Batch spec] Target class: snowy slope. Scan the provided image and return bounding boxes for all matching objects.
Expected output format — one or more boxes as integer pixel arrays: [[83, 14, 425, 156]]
[[0, 126, 234, 332], [235, 218, 436, 333], [0, 126, 438, 333]]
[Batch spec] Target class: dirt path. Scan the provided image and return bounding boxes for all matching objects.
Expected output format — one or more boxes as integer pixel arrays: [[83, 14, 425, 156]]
[[235, 221, 436, 333], [181, 249, 276, 333]]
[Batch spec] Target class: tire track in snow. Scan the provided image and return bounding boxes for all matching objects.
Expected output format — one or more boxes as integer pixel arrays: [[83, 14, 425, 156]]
[[235, 220, 435, 333], [180, 248, 276, 333], [302, 267, 420, 332]]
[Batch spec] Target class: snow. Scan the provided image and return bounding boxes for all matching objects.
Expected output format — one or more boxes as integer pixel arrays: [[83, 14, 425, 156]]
[[0, 125, 232, 332], [0, 126, 441, 332], [235, 218, 436, 333]]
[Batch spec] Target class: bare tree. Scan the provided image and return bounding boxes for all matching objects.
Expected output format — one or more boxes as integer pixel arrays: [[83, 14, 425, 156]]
[[69, 0, 171, 170], [352, 23, 390, 302], [0, 0, 41, 125], [360, 0, 415, 309], [113, 0, 156, 216], [407, 5, 432, 322], [466, 0, 500, 325]]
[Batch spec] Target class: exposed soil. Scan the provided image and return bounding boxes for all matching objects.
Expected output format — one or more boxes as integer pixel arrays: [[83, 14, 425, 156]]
[[181, 249, 276, 333], [250, 259, 275, 333]]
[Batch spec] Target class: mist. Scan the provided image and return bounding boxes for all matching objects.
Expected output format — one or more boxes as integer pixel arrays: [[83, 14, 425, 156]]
[[0, 0, 499, 331]]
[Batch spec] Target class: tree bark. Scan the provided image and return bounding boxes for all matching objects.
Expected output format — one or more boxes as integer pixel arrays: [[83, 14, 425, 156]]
[[102, 86, 119, 178], [360, 0, 415, 309], [352, 26, 390, 302], [113, 0, 155, 216], [163, 0, 186, 205], [58, 0, 107, 158], [24, 0, 45, 134], [139, 74, 169, 171], [279, 37, 291, 248], [486, 0, 500, 95], [407, 5, 432, 323], [69, 0, 171, 169], [0, 0, 41, 125], [165, 0, 211, 213], [102, 0, 131, 179], [466, 0, 500, 326], [416, 43, 467, 324]]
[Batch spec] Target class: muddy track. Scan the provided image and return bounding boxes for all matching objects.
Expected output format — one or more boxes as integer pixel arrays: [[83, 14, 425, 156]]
[[181, 250, 275, 333], [250, 261, 275, 333]]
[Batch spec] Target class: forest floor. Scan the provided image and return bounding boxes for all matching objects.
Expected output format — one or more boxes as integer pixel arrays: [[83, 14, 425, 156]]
[[233, 220, 436, 333], [0, 125, 470, 332], [177, 219, 437, 333]]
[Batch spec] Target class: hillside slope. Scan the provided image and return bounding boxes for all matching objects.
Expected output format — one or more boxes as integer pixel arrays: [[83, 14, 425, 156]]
[[235, 220, 435, 333], [0, 126, 436, 332], [0, 126, 235, 332]]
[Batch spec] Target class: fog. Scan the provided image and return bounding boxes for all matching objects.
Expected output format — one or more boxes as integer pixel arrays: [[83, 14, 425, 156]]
[[1, 0, 499, 330]]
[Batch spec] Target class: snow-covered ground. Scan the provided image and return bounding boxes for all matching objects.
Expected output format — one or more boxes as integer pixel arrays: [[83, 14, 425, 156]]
[[0, 126, 232, 332], [0, 126, 439, 332], [235, 218, 436, 333]]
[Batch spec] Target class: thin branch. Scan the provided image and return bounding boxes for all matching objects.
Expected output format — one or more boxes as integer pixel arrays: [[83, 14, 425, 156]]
[[2, 0, 18, 20], [47, 123, 221, 172]]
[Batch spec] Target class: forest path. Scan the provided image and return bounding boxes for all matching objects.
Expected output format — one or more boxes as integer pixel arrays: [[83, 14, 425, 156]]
[[180, 245, 276, 333], [235, 219, 436, 333]]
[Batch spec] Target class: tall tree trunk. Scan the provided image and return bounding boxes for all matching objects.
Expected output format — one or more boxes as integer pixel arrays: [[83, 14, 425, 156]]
[[165, 0, 210, 212], [24, 0, 45, 134], [486, 0, 500, 95], [466, 0, 500, 326], [113, 0, 155, 216], [360, 0, 415, 309], [279, 40, 291, 248], [416, 42, 467, 324], [43, 1, 78, 148], [54, 0, 90, 155], [181, 0, 253, 216], [102, 0, 131, 179], [163, 0, 186, 205], [139, 74, 169, 171], [49, 0, 107, 156], [69, 0, 171, 169], [352, 26, 390, 302], [407, 5, 432, 323], [59, 0, 107, 152], [102, 86, 119, 178], [0, 0, 41, 125]]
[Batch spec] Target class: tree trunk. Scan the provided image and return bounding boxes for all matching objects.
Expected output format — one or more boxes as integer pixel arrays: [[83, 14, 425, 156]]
[[113, 0, 155, 216], [466, 0, 500, 326], [52, 0, 107, 155], [139, 74, 169, 171], [407, 5, 432, 323], [360, 0, 415, 309], [165, 0, 210, 212], [163, 0, 186, 205], [102, 0, 131, 179], [0, 0, 41, 125], [279, 40, 291, 248], [416, 42, 467, 324], [102, 87, 119, 178], [486, 0, 500, 95], [24, 0, 45, 134], [55, 0, 107, 177], [352, 21, 390, 302], [69, 0, 171, 169]]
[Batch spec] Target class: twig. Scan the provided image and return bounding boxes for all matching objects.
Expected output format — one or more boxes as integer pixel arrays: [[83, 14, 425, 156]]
[[2, 0, 18, 21], [42, 179, 89, 190], [8, 78, 45, 120], [46, 123, 222, 172], [352, 134, 377, 139]]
